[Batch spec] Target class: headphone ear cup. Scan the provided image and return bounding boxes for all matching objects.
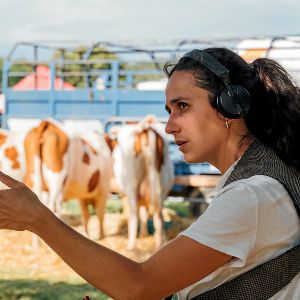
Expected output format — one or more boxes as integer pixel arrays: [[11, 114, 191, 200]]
[[216, 85, 251, 119]]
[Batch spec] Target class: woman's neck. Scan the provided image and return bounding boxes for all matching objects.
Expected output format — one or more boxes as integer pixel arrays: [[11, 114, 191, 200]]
[[218, 135, 254, 175]]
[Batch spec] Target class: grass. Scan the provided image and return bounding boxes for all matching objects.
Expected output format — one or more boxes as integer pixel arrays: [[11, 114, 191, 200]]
[[0, 279, 180, 300], [63, 196, 190, 218], [0, 279, 108, 300], [164, 198, 190, 218], [62, 196, 123, 216]]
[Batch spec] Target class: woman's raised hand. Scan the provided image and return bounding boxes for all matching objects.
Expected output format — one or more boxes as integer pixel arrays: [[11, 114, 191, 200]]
[[0, 171, 45, 232]]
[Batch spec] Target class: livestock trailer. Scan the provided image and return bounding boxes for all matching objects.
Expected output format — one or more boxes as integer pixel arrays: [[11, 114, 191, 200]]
[[3, 37, 300, 204]]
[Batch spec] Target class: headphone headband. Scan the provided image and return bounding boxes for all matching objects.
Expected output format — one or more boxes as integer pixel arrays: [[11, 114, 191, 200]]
[[183, 49, 229, 81]]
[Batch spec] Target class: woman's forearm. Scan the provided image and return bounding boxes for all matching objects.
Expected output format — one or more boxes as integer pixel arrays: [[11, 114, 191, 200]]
[[33, 207, 143, 299], [0, 173, 232, 300]]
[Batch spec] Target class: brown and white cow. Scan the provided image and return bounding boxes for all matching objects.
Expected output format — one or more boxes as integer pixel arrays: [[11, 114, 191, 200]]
[[0, 129, 27, 182], [24, 119, 112, 239], [111, 117, 174, 250]]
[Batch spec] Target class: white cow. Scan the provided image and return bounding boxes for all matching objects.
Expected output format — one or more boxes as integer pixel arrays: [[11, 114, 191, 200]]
[[112, 117, 174, 250]]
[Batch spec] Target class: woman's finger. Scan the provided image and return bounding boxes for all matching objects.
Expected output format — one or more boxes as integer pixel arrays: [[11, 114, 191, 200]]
[[0, 171, 23, 189]]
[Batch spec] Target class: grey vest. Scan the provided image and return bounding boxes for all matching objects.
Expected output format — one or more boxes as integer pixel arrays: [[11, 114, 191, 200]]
[[191, 139, 300, 299]]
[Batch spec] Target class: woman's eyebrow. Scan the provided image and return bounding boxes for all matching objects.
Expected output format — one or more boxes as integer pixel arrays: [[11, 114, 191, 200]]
[[166, 96, 191, 107], [165, 97, 191, 112], [165, 98, 182, 112], [168, 97, 186, 106]]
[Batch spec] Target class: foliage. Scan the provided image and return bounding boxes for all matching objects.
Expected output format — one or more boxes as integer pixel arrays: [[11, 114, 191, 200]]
[[52, 46, 119, 88], [8, 63, 33, 88], [51, 45, 165, 88], [1, 46, 120, 90], [0, 57, 33, 89], [1, 46, 166, 90], [121, 60, 165, 87]]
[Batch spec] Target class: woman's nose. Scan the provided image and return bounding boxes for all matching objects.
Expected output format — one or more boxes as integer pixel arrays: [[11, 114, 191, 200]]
[[165, 115, 178, 135]]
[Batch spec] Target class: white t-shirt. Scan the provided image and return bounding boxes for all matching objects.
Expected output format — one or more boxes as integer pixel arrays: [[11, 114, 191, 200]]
[[178, 162, 300, 300]]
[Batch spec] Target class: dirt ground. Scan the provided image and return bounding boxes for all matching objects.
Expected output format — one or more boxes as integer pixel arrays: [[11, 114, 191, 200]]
[[0, 211, 194, 282]]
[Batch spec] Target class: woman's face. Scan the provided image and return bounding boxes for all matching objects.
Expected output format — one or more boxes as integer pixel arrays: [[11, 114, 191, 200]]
[[165, 70, 228, 166]]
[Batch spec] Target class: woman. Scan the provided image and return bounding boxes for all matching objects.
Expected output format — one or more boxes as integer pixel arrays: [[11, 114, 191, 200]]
[[0, 48, 300, 299]]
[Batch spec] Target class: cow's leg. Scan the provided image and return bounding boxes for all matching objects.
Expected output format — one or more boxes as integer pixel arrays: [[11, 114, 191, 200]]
[[79, 199, 90, 237], [94, 193, 107, 240], [55, 193, 64, 214], [42, 172, 65, 214], [41, 128, 68, 214], [153, 209, 165, 249], [139, 205, 148, 238], [32, 156, 44, 204], [127, 194, 139, 250], [121, 196, 129, 218], [48, 188, 63, 214]]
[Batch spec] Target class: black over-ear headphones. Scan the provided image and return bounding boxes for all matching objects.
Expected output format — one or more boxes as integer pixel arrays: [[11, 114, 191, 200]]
[[182, 49, 251, 119]]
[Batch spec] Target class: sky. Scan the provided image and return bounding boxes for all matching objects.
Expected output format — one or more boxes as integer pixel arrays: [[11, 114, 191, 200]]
[[0, 0, 300, 60]]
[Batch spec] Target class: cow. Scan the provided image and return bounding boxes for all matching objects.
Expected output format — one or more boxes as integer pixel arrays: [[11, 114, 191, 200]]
[[24, 119, 112, 240], [111, 116, 174, 250], [0, 129, 27, 182]]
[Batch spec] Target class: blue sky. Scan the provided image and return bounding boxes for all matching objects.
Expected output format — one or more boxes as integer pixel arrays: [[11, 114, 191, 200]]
[[0, 0, 299, 59]]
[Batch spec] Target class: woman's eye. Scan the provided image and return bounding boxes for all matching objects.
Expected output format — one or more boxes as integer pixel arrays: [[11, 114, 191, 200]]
[[178, 102, 187, 110]]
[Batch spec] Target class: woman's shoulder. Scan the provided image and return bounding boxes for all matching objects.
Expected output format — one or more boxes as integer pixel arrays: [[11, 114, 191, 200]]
[[218, 174, 289, 199], [210, 174, 293, 218], [182, 174, 299, 260]]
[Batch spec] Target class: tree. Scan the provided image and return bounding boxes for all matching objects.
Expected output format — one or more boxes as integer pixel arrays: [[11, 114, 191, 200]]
[[0, 57, 33, 89], [52, 45, 119, 88], [52, 46, 165, 89]]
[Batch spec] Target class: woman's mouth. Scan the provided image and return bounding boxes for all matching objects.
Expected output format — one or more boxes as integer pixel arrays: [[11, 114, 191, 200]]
[[176, 140, 188, 151]]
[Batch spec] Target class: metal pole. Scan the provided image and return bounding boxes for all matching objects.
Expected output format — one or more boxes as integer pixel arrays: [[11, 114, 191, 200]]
[[34, 45, 38, 89], [49, 62, 56, 118]]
